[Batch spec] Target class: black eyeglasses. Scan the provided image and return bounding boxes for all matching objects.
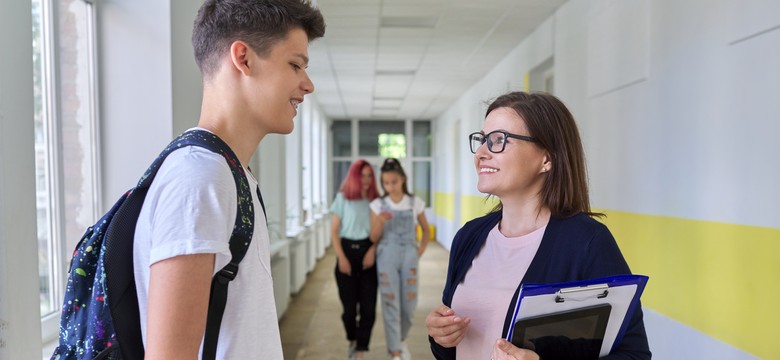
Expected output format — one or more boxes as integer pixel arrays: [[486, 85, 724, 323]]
[[469, 130, 537, 154]]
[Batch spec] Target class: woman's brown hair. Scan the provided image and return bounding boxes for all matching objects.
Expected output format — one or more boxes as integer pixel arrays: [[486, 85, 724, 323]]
[[486, 91, 601, 218]]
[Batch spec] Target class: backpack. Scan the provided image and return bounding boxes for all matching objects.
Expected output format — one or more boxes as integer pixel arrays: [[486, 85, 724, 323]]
[[51, 129, 263, 360]]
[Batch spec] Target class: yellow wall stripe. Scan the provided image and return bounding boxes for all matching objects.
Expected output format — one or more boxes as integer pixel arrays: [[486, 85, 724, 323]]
[[597, 209, 779, 359], [432, 192, 500, 224], [433, 192, 455, 221], [461, 194, 499, 225], [433, 194, 777, 356], [523, 72, 530, 92]]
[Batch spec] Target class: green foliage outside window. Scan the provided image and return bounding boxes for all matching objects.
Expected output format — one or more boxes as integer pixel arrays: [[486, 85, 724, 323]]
[[378, 133, 406, 158]]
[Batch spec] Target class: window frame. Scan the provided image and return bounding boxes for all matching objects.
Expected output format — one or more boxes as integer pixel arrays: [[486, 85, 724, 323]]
[[329, 119, 432, 207], [35, 0, 102, 344]]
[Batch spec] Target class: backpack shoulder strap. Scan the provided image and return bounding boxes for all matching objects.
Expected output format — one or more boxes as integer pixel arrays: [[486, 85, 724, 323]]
[[103, 129, 259, 360], [164, 129, 256, 259], [156, 129, 258, 359]]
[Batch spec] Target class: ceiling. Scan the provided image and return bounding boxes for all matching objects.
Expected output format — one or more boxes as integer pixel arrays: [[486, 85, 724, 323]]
[[307, 0, 567, 121]]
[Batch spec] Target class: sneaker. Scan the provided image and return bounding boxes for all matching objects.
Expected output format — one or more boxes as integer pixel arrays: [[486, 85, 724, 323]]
[[401, 341, 411, 360], [348, 342, 357, 360]]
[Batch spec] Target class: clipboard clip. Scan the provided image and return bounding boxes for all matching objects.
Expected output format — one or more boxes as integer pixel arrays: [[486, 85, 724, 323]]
[[555, 284, 609, 303]]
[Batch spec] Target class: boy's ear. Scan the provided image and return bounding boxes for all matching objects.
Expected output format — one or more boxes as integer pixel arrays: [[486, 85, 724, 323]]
[[229, 41, 252, 76]]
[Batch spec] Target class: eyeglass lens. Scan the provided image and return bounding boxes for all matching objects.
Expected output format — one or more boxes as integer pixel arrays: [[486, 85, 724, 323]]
[[487, 132, 506, 152], [469, 133, 483, 153], [470, 132, 507, 153]]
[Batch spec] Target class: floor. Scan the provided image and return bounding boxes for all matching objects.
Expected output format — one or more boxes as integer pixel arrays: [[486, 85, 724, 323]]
[[279, 241, 449, 360]]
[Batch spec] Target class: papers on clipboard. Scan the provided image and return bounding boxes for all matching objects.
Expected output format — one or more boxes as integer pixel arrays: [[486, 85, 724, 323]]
[[505, 274, 648, 358]]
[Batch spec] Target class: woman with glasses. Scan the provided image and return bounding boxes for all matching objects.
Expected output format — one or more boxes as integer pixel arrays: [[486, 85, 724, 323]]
[[370, 158, 431, 360], [425, 92, 650, 360], [331, 159, 381, 360]]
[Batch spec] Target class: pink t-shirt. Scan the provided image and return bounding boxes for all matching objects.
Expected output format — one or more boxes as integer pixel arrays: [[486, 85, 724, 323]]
[[451, 223, 545, 360]]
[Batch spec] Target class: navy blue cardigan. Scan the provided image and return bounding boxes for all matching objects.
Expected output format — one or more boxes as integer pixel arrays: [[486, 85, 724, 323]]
[[429, 212, 651, 359]]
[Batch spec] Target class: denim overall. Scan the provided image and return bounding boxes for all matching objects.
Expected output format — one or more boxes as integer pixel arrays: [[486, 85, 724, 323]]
[[376, 197, 419, 354]]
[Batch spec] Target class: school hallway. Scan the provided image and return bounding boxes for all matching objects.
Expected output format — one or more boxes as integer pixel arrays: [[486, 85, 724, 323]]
[[5, 1, 778, 359], [279, 241, 449, 360]]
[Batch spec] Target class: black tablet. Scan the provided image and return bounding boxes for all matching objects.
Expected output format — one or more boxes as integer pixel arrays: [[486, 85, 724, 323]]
[[510, 303, 612, 360]]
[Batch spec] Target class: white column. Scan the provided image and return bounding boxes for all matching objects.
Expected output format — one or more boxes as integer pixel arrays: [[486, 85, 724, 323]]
[[257, 134, 290, 316], [171, 0, 203, 136], [0, 1, 43, 358], [99, 0, 205, 211]]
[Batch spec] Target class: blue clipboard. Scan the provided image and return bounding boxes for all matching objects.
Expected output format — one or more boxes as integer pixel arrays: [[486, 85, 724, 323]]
[[505, 274, 648, 357]]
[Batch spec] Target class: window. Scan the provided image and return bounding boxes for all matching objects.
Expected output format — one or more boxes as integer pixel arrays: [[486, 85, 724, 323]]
[[358, 120, 405, 156], [288, 102, 329, 232], [412, 161, 432, 206], [332, 161, 352, 196], [330, 119, 432, 206], [311, 109, 323, 216], [301, 102, 313, 224], [378, 134, 406, 158], [411, 121, 432, 205], [33, 0, 100, 340], [413, 121, 432, 156], [285, 112, 303, 234], [331, 120, 351, 157]]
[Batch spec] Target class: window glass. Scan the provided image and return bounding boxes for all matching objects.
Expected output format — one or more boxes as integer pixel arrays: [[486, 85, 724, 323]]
[[33, 0, 99, 318], [333, 119, 430, 209], [59, 0, 99, 255], [302, 103, 312, 224], [285, 115, 302, 234], [332, 161, 352, 197], [378, 134, 406, 158], [412, 121, 431, 157], [311, 111, 321, 212], [32, 0, 54, 316], [332, 120, 351, 156], [358, 120, 405, 157], [412, 161, 431, 206]]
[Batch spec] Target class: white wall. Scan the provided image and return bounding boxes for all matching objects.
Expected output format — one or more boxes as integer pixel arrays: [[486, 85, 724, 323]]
[[171, 0, 204, 136], [98, 0, 207, 209], [258, 133, 288, 239], [431, 0, 779, 358], [3, 0, 329, 356], [432, 16, 558, 248], [0, 1, 43, 359], [573, 0, 780, 228]]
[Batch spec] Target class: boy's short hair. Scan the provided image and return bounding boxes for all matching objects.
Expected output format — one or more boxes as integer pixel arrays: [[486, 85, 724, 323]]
[[192, 0, 326, 79]]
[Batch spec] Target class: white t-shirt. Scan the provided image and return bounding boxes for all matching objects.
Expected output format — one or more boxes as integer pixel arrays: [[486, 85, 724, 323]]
[[133, 145, 282, 359], [369, 194, 426, 221], [451, 223, 545, 360]]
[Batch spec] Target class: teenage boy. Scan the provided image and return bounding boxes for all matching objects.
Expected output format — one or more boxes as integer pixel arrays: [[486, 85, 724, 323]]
[[132, 1, 325, 358]]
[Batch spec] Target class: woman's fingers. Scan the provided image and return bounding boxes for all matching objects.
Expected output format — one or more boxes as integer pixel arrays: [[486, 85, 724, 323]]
[[492, 339, 540, 360], [426, 305, 470, 347]]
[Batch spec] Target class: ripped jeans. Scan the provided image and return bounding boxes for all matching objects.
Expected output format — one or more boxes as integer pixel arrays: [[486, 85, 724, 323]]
[[376, 242, 419, 353]]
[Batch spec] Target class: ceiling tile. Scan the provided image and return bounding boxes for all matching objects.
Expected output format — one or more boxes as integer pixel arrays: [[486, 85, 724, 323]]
[[309, 0, 567, 120]]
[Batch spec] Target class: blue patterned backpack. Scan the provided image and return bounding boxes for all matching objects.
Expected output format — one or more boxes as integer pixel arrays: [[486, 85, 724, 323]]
[[51, 129, 263, 360]]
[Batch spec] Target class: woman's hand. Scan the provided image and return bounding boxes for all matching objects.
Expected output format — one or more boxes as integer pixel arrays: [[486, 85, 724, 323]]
[[370, 210, 392, 243], [417, 243, 427, 257], [491, 339, 540, 360], [426, 305, 471, 348], [362, 246, 376, 269], [337, 255, 351, 275]]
